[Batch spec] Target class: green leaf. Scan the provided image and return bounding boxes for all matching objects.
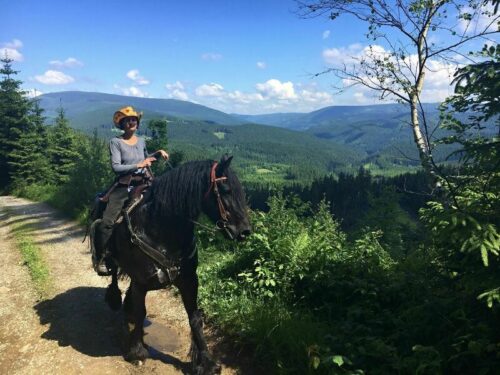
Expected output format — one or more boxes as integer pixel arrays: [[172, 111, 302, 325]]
[[480, 245, 489, 266], [332, 355, 344, 367], [311, 356, 321, 369]]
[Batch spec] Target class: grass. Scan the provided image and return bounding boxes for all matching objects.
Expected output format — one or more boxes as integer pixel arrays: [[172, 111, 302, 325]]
[[10, 217, 52, 299], [213, 132, 225, 139]]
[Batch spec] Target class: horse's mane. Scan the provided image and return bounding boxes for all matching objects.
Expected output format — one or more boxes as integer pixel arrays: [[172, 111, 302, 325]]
[[147, 159, 246, 221]]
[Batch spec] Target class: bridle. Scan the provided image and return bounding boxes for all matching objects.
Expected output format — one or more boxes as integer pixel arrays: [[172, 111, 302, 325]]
[[121, 161, 234, 283], [205, 161, 231, 226]]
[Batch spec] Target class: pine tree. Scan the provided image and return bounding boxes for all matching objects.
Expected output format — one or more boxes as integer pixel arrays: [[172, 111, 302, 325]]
[[55, 129, 112, 215], [48, 107, 80, 184], [9, 104, 50, 187], [0, 57, 46, 190], [145, 118, 177, 174]]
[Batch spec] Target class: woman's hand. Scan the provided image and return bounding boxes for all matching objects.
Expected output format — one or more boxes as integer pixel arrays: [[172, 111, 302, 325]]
[[155, 150, 169, 160], [137, 157, 156, 168]]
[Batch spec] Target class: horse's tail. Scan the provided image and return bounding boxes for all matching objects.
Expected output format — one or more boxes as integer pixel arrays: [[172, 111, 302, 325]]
[[105, 268, 122, 311]]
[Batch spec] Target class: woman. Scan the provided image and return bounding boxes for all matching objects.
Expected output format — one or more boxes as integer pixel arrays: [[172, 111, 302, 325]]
[[94, 106, 169, 275]]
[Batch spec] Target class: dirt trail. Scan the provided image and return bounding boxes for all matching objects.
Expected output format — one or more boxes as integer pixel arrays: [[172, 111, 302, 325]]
[[0, 196, 238, 375]]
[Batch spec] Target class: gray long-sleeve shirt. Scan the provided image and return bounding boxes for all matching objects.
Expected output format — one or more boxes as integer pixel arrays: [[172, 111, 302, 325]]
[[109, 137, 149, 175]]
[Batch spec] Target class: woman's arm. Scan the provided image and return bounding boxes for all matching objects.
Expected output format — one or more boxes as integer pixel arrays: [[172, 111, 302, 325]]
[[150, 149, 169, 160], [143, 138, 169, 160]]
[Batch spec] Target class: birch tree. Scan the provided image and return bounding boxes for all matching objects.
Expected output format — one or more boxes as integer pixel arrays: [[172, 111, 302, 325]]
[[296, 0, 499, 186]]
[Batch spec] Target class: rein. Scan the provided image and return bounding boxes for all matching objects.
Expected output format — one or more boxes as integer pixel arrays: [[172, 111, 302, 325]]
[[202, 161, 234, 239]]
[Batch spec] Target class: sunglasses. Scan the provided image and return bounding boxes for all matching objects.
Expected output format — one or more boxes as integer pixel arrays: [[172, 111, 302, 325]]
[[125, 117, 138, 123]]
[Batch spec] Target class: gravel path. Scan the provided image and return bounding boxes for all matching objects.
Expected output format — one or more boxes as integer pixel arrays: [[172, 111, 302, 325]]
[[0, 196, 238, 375]]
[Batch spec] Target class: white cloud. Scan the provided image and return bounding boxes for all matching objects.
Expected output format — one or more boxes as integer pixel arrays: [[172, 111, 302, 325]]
[[352, 92, 370, 104], [323, 30, 331, 39], [201, 52, 223, 61], [34, 70, 74, 85], [165, 79, 334, 114], [5, 39, 22, 49], [300, 89, 333, 104], [169, 89, 189, 101], [114, 84, 149, 97], [126, 86, 148, 97], [256, 61, 266, 69], [424, 59, 456, 89], [256, 79, 297, 100], [49, 57, 83, 68], [421, 88, 454, 102], [195, 83, 225, 97], [325, 42, 459, 103], [227, 91, 264, 104], [323, 43, 364, 65], [458, 4, 498, 34], [126, 69, 150, 85], [165, 81, 185, 90], [1, 39, 24, 61], [165, 81, 189, 100], [420, 59, 457, 101]]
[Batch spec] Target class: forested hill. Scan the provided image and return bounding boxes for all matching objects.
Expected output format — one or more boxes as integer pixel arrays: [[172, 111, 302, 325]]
[[38, 92, 443, 164], [38, 92, 364, 182], [235, 103, 443, 157], [39, 91, 246, 128], [233, 103, 440, 131]]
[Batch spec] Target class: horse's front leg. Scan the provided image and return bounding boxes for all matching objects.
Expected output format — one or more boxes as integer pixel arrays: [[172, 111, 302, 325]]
[[176, 266, 221, 375], [123, 280, 149, 363]]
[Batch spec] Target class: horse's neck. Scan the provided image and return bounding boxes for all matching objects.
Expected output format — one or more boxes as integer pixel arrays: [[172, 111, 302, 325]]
[[137, 204, 195, 255]]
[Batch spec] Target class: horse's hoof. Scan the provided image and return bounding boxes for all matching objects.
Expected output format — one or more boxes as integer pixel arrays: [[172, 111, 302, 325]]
[[194, 356, 221, 375], [124, 343, 149, 363], [209, 363, 222, 375], [194, 364, 221, 375]]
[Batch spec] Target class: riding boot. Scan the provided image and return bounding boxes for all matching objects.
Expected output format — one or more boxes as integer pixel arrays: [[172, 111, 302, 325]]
[[94, 226, 112, 276], [93, 185, 128, 276]]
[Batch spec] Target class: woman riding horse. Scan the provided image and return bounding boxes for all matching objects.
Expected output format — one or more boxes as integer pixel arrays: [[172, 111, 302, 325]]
[[102, 155, 251, 374], [92, 107, 251, 374], [93, 106, 168, 275]]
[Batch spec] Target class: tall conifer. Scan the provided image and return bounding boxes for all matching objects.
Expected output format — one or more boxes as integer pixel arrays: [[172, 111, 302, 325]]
[[0, 57, 45, 189], [48, 107, 79, 184]]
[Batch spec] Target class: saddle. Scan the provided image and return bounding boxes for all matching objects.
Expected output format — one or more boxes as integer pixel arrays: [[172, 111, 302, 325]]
[[90, 169, 152, 222], [87, 176, 151, 274], [87, 180, 182, 283]]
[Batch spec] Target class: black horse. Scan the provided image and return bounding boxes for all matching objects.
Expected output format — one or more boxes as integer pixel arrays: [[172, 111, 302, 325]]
[[98, 155, 251, 374]]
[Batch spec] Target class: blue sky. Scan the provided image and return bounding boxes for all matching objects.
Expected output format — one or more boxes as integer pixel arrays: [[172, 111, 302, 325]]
[[2, 0, 498, 114]]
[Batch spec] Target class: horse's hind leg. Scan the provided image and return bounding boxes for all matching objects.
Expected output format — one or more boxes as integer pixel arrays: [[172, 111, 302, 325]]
[[123, 280, 149, 363], [177, 270, 221, 375]]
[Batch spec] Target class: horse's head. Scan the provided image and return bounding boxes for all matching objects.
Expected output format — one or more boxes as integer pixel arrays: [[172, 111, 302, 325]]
[[203, 155, 251, 241]]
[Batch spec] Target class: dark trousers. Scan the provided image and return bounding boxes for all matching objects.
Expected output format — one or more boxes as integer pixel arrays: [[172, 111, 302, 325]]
[[96, 185, 129, 254]]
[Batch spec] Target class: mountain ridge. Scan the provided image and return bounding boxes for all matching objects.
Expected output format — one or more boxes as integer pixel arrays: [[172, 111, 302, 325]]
[[39, 91, 247, 128], [36, 91, 444, 175]]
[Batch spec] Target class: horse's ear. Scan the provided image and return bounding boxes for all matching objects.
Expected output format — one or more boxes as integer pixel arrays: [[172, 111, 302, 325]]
[[217, 154, 233, 175]]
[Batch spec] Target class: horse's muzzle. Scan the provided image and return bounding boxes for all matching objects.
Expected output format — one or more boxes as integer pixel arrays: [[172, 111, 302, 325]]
[[237, 228, 251, 242]]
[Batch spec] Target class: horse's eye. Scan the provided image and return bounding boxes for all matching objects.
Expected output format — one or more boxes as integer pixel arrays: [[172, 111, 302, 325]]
[[219, 183, 231, 194]]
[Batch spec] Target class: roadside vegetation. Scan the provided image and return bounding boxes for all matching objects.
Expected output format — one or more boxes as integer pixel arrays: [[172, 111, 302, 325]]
[[0, 31, 498, 375], [8, 213, 52, 299]]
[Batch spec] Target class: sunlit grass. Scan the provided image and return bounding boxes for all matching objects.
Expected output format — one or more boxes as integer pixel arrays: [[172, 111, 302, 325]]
[[10, 215, 51, 299]]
